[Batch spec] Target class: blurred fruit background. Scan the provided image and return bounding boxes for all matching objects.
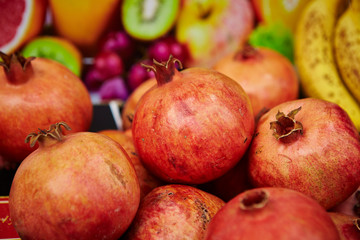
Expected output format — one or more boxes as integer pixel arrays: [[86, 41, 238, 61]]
[[0, 0, 307, 104]]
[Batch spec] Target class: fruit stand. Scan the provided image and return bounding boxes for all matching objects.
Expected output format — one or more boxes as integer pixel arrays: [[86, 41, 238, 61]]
[[1, 0, 360, 239]]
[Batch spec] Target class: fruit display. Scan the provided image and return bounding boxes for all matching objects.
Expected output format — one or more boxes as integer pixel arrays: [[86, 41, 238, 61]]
[[2, 0, 360, 239]]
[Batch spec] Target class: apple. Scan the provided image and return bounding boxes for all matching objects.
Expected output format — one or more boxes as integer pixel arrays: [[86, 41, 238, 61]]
[[251, 0, 311, 34], [175, 0, 255, 68]]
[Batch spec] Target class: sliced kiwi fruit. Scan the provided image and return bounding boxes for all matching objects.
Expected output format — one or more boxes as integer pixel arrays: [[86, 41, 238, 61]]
[[121, 0, 180, 41]]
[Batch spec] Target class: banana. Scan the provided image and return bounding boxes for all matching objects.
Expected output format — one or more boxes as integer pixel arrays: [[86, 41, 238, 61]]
[[334, 0, 360, 103], [295, 0, 360, 131]]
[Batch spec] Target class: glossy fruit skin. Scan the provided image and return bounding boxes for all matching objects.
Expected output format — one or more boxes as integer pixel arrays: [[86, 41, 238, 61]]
[[0, 57, 93, 163], [213, 46, 299, 118], [132, 66, 255, 184], [248, 98, 360, 210], [204, 187, 340, 240], [9, 131, 140, 240], [98, 129, 164, 199], [124, 184, 225, 240]]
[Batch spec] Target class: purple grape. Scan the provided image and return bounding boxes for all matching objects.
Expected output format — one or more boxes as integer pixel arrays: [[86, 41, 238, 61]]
[[148, 36, 189, 64], [148, 41, 171, 62], [100, 31, 135, 59], [94, 51, 124, 80], [84, 67, 105, 90], [127, 60, 155, 91], [99, 77, 129, 101]]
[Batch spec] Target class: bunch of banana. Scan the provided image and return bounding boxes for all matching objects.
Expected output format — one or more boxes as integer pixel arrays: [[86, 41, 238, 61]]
[[334, 0, 360, 103], [295, 0, 360, 131]]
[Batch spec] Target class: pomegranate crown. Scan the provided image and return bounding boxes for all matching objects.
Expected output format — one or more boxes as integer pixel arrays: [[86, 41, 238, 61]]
[[25, 122, 71, 148], [141, 55, 183, 86], [0, 51, 35, 72], [270, 107, 303, 140]]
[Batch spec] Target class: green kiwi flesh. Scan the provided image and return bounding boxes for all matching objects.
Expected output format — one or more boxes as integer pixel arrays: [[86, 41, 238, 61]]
[[122, 0, 180, 41]]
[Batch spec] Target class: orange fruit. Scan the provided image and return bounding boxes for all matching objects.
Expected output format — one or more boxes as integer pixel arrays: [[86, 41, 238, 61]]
[[48, 0, 122, 55], [0, 0, 47, 54]]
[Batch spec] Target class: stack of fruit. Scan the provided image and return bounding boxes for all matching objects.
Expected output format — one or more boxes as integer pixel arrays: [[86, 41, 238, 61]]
[[1, 0, 360, 239]]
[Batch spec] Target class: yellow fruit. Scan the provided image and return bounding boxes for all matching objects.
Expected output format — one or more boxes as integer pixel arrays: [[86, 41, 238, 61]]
[[295, 0, 360, 130], [334, 0, 360, 103]]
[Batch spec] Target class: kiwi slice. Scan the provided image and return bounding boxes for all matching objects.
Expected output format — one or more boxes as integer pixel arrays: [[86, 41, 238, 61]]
[[121, 0, 180, 41]]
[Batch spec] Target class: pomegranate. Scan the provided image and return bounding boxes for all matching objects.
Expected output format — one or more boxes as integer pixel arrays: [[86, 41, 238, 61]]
[[199, 154, 254, 202], [123, 184, 225, 240], [9, 122, 140, 240], [331, 187, 360, 217], [213, 45, 299, 118], [0, 52, 93, 163], [204, 187, 340, 240], [98, 129, 164, 199], [121, 78, 157, 130], [328, 212, 360, 240], [132, 56, 255, 184], [248, 98, 360, 209]]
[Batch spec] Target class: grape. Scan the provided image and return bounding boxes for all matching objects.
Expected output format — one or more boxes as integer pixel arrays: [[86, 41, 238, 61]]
[[127, 60, 155, 91], [148, 36, 189, 64], [100, 31, 135, 60], [99, 77, 129, 101], [94, 51, 124, 80], [84, 67, 105, 90]]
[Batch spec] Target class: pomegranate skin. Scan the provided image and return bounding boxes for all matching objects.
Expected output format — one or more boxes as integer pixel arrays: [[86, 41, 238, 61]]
[[132, 63, 255, 184], [9, 131, 140, 240], [204, 187, 340, 240], [213, 46, 299, 118], [124, 184, 225, 240], [248, 98, 360, 209], [0, 57, 93, 163], [328, 212, 360, 240], [98, 129, 164, 199]]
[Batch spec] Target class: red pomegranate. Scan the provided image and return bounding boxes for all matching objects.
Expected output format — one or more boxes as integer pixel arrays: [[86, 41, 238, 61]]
[[0, 52, 93, 163], [328, 212, 360, 240], [213, 45, 299, 118], [331, 187, 360, 217], [248, 98, 360, 209], [124, 184, 225, 240], [132, 56, 255, 184], [9, 122, 140, 240], [98, 129, 164, 199], [204, 187, 340, 240]]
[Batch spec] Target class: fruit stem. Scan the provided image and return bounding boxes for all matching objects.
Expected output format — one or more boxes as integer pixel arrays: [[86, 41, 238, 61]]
[[270, 107, 303, 143], [0, 52, 35, 84], [25, 122, 72, 148], [141, 55, 183, 86], [239, 189, 269, 210]]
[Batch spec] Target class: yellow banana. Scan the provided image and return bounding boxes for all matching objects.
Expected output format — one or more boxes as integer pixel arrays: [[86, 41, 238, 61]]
[[334, 0, 360, 103], [295, 0, 360, 131]]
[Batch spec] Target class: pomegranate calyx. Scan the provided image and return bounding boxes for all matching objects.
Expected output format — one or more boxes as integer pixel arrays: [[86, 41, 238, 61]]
[[0, 51, 35, 72], [270, 107, 303, 140], [141, 55, 183, 86], [25, 122, 71, 148], [234, 44, 259, 61], [239, 189, 269, 210], [354, 219, 360, 231]]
